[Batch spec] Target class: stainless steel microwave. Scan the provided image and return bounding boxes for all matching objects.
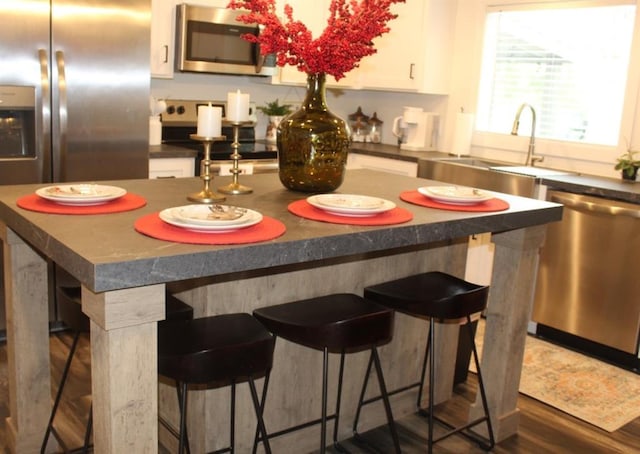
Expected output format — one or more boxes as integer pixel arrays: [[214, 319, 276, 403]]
[[175, 3, 277, 77]]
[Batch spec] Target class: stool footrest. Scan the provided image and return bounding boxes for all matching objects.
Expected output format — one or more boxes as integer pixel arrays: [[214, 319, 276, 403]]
[[210, 447, 232, 454], [418, 408, 493, 449], [359, 381, 421, 407], [258, 413, 338, 443], [158, 416, 181, 446], [352, 431, 392, 454]]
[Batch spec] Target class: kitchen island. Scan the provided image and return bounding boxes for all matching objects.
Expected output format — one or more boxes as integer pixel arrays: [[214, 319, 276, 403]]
[[0, 170, 562, 453]]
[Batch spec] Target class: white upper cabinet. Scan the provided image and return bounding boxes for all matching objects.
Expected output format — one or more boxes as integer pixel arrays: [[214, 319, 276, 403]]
[[151, 0, 232, 79], [411, 0, 455, 94], [150, 0, 176, 78], [274, 0, 454, 93]]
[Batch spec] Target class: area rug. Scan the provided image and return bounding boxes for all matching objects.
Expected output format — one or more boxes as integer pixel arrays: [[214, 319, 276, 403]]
[[471, 320, 640, 432]]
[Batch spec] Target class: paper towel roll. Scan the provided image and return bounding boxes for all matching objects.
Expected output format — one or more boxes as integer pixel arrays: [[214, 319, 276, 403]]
[[451, 112, 475, 157], [149, 116, 162, 146]]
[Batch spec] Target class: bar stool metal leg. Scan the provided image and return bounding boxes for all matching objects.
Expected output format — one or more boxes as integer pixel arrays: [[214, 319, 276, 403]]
[[419, 316, 495, 452], [252, 372, 272, 454], [352, 348, 401, 454], [230, 382, 236, 453], [352, 353, 374, 434], [371, 348, 402, 453], [41, 331, 92, 454], [467, 318, 495, 451], [320, 347, 329, 454], [416, 330, 431, 408], [332, 352, 347, 452], [83, 405, 93, 454], [247, 377, 272, 454], [177, 381, 190, 454], [427, 319, 436, 454]]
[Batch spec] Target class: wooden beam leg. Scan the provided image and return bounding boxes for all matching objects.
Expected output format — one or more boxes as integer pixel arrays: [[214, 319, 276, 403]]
[[2, 227, 52, 454], [83, 284, 165, 453], [469, 225, 547, 442]]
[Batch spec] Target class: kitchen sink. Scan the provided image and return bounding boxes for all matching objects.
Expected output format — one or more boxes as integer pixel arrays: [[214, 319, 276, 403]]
[[417, 157, 538, 197], [489, 165, 576, 178], [418, 156, 578, 197], [435, 157, 511, 168]]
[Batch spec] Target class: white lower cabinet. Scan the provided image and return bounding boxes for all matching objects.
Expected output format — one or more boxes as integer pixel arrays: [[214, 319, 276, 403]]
[[347, 153, 418, 177], [149, 157, 195, 179]]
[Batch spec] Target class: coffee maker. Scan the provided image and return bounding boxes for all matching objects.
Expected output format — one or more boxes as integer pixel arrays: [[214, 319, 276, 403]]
[[392, 106, 439, 151]]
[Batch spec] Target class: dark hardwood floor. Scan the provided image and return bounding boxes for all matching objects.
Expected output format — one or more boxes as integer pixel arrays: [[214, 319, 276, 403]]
[[1, 331, 639, 453]]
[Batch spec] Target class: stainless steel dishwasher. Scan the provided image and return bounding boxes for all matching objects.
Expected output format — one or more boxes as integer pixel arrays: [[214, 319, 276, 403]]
[[533, 190, 640, 364]]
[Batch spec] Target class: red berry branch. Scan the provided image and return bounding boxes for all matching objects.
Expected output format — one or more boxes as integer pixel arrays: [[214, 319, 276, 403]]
[[227, 0, 405, 80]]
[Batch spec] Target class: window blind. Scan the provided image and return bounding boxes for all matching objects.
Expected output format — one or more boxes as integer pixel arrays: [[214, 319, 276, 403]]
[[476, 3, 635, 146]]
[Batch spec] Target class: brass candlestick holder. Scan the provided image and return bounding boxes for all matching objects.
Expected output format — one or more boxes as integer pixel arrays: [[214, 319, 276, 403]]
[[218, 121, 253, 195], [188, 134, 226, 203]]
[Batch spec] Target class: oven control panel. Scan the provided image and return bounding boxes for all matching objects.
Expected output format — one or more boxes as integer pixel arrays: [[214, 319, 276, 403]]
[[161, 99, 256, 126]]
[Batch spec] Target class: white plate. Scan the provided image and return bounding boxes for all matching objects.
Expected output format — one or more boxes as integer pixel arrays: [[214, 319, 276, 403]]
[[418, 186, 492, 205], [36, 184, 127, 206], [307, 194, 395, 217], [159, 207, 262, 233], [169, 204, 253, 226]]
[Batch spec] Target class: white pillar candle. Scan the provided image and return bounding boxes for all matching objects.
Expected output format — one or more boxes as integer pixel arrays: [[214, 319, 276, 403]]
[[197, 103, 222, 138], [451, 112, 475, 157], [226, 90, 250, 122]]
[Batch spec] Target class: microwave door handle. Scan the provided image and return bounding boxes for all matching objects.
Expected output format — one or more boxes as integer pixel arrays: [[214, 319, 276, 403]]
[[254, 44, 264, 73], [55, 50, 68, 181], [38, 49, 52, 180]]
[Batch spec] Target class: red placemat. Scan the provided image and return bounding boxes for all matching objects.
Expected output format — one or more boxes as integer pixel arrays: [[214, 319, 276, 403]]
[[134, 212, 286, 245], [400, 190, 509, 212], [17, 193, 147, 215], [288, 199, 413, 225]]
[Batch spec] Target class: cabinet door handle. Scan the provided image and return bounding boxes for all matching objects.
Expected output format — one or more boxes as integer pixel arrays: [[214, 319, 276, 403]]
[[409, 63, 415, 80], [163, 45, 168, 64]]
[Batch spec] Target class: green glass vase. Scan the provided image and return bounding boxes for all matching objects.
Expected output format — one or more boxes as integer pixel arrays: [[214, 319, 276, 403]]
[[277, 73, 351, 192]]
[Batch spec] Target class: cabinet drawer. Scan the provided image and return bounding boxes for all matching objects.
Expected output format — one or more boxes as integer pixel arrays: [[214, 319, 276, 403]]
[[149, 157, 195, 178]]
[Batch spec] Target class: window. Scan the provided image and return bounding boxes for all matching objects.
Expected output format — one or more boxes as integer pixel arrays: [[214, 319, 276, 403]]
[[476, 2, 636, 146]]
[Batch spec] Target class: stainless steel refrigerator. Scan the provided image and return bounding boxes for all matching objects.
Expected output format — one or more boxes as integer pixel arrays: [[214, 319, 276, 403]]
[[0, 0, 151, 337]]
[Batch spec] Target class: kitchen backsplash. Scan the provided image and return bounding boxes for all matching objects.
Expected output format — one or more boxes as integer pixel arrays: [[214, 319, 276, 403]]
[[151, 72, 447, 148]]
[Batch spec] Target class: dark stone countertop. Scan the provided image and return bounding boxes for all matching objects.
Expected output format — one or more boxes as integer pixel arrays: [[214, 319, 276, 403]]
[[0, 170, 561, 293], [350, 144, 640, 204], [149, 144, 198, 159], [350, 143, 446, 163], [538, 173, 640, 204]]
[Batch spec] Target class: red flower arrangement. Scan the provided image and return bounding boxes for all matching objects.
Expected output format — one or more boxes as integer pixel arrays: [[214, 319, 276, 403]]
[[227, 0, 405, 80]]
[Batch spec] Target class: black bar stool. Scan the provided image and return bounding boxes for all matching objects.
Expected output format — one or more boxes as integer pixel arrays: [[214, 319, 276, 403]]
[[252, 293, 401, 453], [157, 313, 275, 454], [41, 287, 194, 454], [357, 271, 495, 453]]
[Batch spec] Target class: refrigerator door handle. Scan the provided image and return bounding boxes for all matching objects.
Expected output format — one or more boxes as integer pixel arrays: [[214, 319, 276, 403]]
[[55, 50, 68, 176], [39, 49, 52, 180]]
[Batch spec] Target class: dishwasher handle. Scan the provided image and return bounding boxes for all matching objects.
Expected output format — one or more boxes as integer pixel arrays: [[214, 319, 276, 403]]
[[550, 191, 640, 219]]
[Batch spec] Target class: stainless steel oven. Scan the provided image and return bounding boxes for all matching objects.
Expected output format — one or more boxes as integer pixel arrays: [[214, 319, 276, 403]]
[[161, 99, 279, 175]]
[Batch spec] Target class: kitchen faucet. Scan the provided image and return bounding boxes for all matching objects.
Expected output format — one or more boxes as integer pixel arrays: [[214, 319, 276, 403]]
[[511, 103, 543, 166]]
